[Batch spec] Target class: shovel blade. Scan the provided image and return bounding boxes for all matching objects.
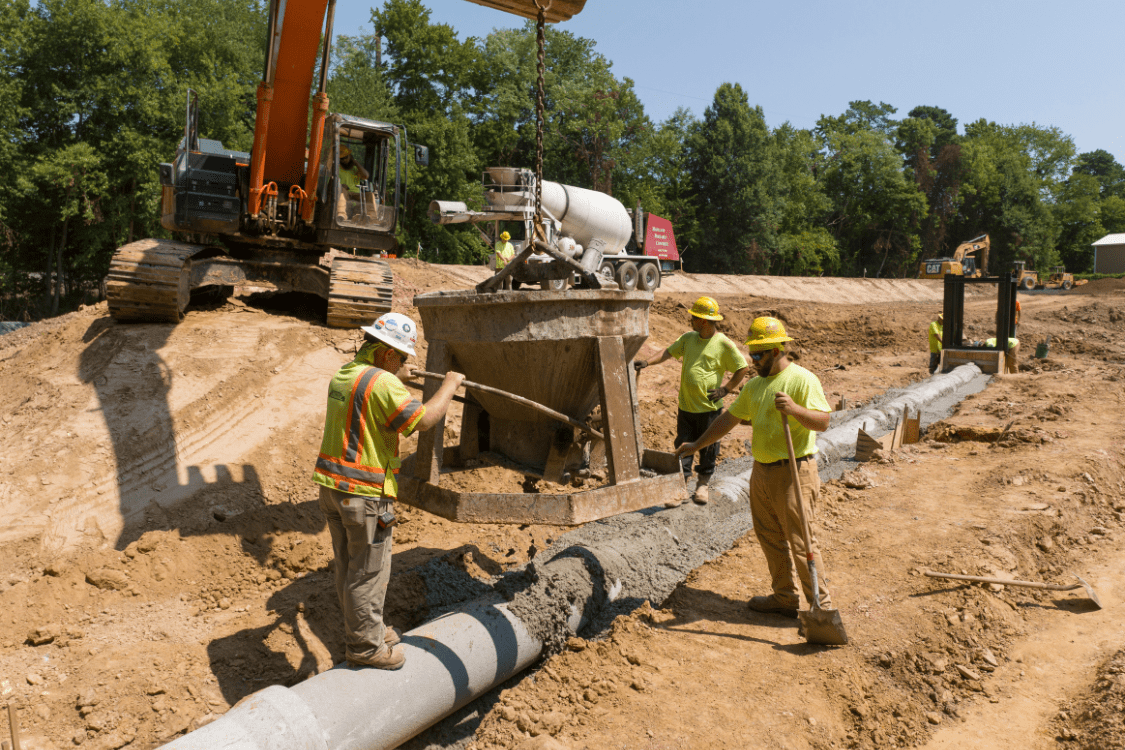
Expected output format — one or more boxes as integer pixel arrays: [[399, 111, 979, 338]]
[[799, 607, 849, 646], [1074, 575, 1103, 610]]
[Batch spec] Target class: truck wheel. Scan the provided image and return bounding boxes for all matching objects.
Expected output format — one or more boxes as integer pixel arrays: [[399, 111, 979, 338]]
[[616, 261, 639, 291], [1021, 277, 1034, 290], [598, 261, 615, 279], [1062, 280, 1072, 291], [541, 276, 570, 291], [637, 263, 660, 291]]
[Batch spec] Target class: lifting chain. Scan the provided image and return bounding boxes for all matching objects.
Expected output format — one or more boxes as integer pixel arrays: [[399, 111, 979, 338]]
[[533, 0, 550, 239]]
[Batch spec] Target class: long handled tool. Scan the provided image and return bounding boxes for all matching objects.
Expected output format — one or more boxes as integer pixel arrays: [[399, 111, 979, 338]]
[[408, 369, 603, 441], [924, 571, 1102, 610], [782, 418, 848, 645]]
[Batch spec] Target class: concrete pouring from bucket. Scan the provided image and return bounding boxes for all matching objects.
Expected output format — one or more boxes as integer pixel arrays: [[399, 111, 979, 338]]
[[159, 364, 993, 750]]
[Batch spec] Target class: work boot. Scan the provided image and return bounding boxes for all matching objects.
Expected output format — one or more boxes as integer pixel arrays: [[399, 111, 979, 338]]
[[663, 496, 684, 508], [347, 644, 405, 670], [692, 482, 710, 505], [748, 595, 799, 619], [384, 626, 402, 648]]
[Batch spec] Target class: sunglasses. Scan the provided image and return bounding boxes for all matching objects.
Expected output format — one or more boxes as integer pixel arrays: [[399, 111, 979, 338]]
[[749, 350, 773, 362]]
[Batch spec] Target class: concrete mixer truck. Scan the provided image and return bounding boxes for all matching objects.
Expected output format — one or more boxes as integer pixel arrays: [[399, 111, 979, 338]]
[[429, 167, 678, 291]]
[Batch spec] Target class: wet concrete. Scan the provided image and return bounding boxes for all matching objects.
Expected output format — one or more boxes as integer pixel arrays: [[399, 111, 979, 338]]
[[400, 364, 995, 749]]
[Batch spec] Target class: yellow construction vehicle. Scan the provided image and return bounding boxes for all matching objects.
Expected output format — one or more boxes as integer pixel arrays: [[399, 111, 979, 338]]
[[918, 234, 990, 279], [1038, 266, 1088, 291], [1012, 261, 1038, 290]]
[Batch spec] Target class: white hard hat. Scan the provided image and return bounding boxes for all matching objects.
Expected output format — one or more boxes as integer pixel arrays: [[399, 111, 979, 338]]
[[361, 312, 418, 357]]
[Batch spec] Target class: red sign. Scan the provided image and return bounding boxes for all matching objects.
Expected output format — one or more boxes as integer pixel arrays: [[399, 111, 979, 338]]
[[643, 213, 678, 261]]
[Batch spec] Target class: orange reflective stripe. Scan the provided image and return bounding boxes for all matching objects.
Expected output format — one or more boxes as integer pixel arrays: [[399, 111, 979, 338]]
[[315, 456, 387, 486]]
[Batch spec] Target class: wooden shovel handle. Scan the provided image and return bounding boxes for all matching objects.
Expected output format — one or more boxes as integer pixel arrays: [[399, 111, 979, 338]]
[[924, 570, 1081, 591], [781, 419, 814, 561]]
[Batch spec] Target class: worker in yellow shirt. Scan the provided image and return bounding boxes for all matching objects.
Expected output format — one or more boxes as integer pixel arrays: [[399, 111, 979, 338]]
[[928, 312, 943, 374], [634, 296, 749, 506], [336, 145, 370, 221], [494, 231, 515, 267], [675, 317, 834, 620]]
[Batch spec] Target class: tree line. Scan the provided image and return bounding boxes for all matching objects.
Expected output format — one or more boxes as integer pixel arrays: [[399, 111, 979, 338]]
[[3, 0, 1124, 320]]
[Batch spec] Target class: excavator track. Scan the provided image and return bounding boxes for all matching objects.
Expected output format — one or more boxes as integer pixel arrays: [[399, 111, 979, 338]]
[[106, 239, 205, 323], [326, 256, 395, 328]]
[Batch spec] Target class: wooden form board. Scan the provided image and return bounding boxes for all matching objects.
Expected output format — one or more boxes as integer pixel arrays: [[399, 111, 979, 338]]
[[855, 409, 920, 461], [941, 348, 1003, 375]]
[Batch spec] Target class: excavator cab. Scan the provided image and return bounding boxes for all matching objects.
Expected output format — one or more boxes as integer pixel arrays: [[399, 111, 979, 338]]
[[311, 115, 429, 254]]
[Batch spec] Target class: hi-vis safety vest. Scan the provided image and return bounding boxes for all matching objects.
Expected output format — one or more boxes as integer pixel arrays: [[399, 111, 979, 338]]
[[313, 348, 425, 499]]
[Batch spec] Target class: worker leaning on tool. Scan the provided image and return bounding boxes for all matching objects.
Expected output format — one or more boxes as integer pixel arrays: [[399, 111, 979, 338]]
[[494, 231, 515, 266], [634, 296, 749, 507], [928, 312, 943, 374], [313, 312, 464, 670], [674, 316, 834, 619]]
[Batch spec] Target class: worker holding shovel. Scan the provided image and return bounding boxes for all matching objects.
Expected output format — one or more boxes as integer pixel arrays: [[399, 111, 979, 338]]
[[675, 317, 836, 621]]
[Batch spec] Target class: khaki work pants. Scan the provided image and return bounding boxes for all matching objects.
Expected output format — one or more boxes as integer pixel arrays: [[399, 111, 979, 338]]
[[318, 485, 394, 660], [749, 459, 833, 610]]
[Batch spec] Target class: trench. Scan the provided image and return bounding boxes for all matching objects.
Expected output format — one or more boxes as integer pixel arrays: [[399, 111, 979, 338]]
[[161, 364, 991, 750]]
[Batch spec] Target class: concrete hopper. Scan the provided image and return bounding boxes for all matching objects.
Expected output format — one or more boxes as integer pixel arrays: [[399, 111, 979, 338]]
[[401, 289, 686, 525]]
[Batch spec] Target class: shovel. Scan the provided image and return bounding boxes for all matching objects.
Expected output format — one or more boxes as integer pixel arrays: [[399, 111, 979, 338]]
[[782, 418, 848, 645], [924, 571, 1102, 610]]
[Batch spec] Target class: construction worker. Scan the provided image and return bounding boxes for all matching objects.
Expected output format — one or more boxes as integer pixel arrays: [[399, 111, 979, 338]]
[[634, 296, 749, 506], [336, 145, 370, 221], [674, 316, 834, 619], [987, 335, 1020, 374], [928, 312, 943, 374], [494, 231, 515, 267], [313, 312, 464, 669]]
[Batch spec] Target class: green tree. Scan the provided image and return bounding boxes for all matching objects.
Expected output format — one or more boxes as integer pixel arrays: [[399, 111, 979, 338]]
[[1073, 149, 1125, 199], [685, 83, 782, 274], [956, 121, 1073, 273], [815, 104, 924, 276]]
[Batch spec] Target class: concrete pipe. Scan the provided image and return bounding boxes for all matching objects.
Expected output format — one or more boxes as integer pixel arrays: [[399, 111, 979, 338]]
[[817, 363, 986, 464], [161, 596, 545, 750], [162, 483, 756, 750]]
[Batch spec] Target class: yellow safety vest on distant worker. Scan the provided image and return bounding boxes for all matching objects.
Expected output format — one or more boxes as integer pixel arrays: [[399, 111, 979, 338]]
[[313, 342, 425, 499], [495, 240, 515, 264], [986, 337, 1019, 349], [928, 321, 943, 353]]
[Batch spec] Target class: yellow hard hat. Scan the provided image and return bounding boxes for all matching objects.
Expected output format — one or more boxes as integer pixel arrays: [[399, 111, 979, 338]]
[[745, 316, 793, 351], [689, 296, 723, 321], [500, 231, 510, 241], [340, 145, 352, 160]]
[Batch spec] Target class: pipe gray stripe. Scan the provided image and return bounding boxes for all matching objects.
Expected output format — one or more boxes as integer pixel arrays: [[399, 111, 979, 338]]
[[389, 399, 423, 432], [317, 457, 386, 484], [345, 367, 383, 463]]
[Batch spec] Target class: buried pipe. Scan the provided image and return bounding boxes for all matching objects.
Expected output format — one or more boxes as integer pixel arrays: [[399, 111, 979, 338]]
[[816, 363, 987, 465], [161, 490, 757, 750], [162, 364, 993, 750]]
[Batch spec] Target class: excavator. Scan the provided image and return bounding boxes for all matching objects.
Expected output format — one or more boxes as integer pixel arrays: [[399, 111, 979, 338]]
[[106, 0, 428, 327], [917, 234, 990, 279], [105, 0, 586, 327]]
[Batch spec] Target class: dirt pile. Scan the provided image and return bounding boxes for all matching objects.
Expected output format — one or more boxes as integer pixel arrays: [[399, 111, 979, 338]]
[[0, 264, 1123, 749]]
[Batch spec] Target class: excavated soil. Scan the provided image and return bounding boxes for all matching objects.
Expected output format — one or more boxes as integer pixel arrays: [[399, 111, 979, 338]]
[[1, 266, 1124, 750]]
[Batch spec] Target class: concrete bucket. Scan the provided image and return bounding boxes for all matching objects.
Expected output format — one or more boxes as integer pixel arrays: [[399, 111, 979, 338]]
[[402, 288, 686, 525]]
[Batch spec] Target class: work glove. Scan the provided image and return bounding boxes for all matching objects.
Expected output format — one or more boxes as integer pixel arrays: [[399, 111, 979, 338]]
[[707, 385, 727, 401], [632, 360, 648, 372]]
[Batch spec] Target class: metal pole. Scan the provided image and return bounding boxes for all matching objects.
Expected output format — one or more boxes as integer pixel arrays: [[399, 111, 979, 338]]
[[409, 370, 603, 440]]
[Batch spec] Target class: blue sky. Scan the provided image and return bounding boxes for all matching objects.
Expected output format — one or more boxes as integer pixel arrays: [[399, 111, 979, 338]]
[[334, 0, 1125, 165]]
